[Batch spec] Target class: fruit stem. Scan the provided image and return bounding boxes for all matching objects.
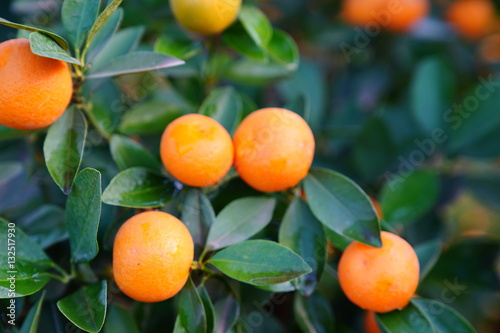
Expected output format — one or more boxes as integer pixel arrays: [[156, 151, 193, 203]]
[[191, 261, 202, 270]]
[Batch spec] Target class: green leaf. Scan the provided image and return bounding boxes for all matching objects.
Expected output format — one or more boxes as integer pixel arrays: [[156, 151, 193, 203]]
[[85, 0, 124, 52], [208, 240, 312, 285], [294, 291, 334, 333], [0, 218, 54, 298], [19, 291, 45, 333], [43, 107, 88, 195], [66, 168, 102, 263], [18, 205, 68, 249], [154, 34, 201, 60], [279, 198, 326, 296], [267, 29, 299, 70], [197, 286, 215, 333], [380, 170, 440, 225], [110, 135, 161, 171], [0, 17, 68, 50], [199, 86, 242, 134], [57, 281, 107, 333], [223, 22, 267, 61], [377, 298, 476, 333], [85, 80, 122, 135], [118, 100, 185, 135], [304, 168, 381, 247], [206, 197, 276, 251], [214, 296, 240, 333], [323, 227, 351, 251], [87, 51, 184, 79], [411, 57, 454, 134], [89, 26, 144, 71], [85, 8, 123, 62], [178, 278, 206, 333], [225, 58, 292, 85], [102, 167, 177, 208], [103, 304, 140, 333], [28, 32, 81, 65], [181, 189, 216, 252], [62, 0, 100, 52], [415, 240, 441, 281], [238, 5, 273, 50], [448, 75, 500, 152]]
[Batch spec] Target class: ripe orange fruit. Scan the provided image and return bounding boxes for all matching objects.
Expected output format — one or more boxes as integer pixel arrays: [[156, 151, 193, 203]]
[[0, 39, 73, 130], [340, 0, 428, 32], [160, 114, 234, 187], [233, 108, 315, 193], [364, 311, 381, 333], [170, 0, 242, 35], [113, 211, 194, 302], [338, 231, 419, 313], [446, 0, 495, 39]]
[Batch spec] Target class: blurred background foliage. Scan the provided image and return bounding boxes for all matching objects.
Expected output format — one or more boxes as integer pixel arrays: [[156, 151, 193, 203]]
[[0, 0, 499, 332]]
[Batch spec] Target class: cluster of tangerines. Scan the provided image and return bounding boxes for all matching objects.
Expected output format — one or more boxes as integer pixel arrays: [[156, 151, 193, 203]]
[[114, 108, 419, 333], [341, 0, 497, 40]]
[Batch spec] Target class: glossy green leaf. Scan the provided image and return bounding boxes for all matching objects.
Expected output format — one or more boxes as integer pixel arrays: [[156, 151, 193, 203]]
[[411, 57, 454, 134], [57, 281, 107, 333], [87, 51, 184, 79], [28, 32, 81, 65], [380, 170, 440, 225], [102, 167, 177, 208], [85, 0, 124, 51], [323, 227, 351, 251], [0, 218, 54, 298], [304, 168, 381, 247], [110, 135, 161, 171], [223, 22, 267, 61], [279, 198, 326, 296], [226, 58, 292, 85], [154, 34, 201, 60], [103, 304, 140, 333], [118, 100, 185, 135], [85, 8, 123, 62], [267, 29, 299, 70], [62, 0, 100, 52], [199, 86, 242, 134], [415, 240, 441, 281], [206, 197, 276, 251], [214, 295, 240, 333], [181, 189, 216, 253], [19, 291, 45, 333], [18, 205, 67, 249], [173, 316, 188, 333], [0, 17, 68, 50], [208, 240, 312, 285], [89, 26, 144, 70], [377, 298, 476, 333], [85, 80, 122, 135], [66, 168, 102, 263], [178, 278, 206, 333], [294, 291, 334, 333], [44, 107, 87, 195], [239, 5, 273, 50], [198, 286, 215, 333]]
